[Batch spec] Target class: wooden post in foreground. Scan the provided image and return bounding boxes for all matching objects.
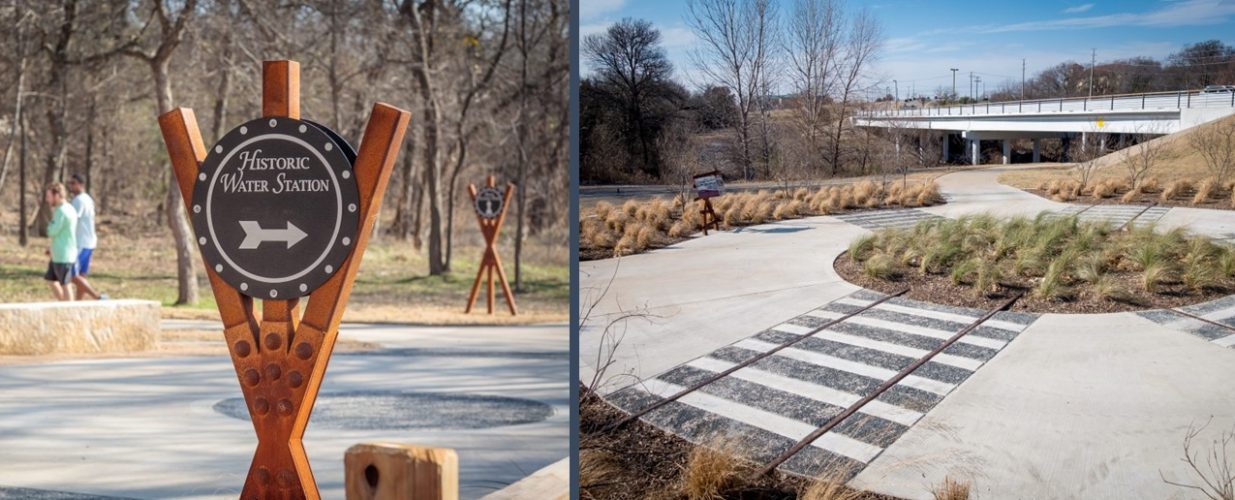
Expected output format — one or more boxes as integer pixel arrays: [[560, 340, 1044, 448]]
[[345, 443, 459, 500]]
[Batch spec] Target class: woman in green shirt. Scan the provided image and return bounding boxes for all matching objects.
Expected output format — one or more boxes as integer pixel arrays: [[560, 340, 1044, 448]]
[[43, 182, 78, 301]]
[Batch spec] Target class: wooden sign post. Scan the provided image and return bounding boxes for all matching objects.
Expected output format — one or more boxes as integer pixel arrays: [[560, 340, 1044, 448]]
[[158, 60, 410, 499], [693, 170, 724, 235], [464, 175, 517, 315]]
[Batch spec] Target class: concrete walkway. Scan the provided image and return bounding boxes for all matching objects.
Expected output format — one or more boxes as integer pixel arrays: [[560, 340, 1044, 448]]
[[580, 166, 1235, 499], [0, 323, 568, 500]]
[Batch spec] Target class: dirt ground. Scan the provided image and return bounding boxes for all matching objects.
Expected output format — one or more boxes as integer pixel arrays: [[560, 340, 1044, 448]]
[[579, 386, 894, 500]]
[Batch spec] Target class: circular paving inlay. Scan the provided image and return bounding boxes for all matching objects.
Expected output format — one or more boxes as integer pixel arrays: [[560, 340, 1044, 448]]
[[213, 391, 553, 430]]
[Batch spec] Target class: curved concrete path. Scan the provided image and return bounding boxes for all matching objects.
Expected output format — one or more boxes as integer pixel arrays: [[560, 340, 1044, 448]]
[[0, 323, 568, 500], [580, 166, 1235, 499]]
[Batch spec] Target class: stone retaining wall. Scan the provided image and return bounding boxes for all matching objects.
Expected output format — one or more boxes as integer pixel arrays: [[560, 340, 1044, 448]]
[[0, 299, 160, 355]]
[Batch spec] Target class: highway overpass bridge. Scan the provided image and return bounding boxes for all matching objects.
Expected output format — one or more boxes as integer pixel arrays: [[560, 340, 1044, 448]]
[[853, 90, 1235, 165]]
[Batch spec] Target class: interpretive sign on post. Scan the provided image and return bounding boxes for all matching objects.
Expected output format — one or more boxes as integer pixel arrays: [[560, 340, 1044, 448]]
[[474, 186, 505, 220], [193, 116, 361, 300], [465, 175, 518, 316], [692, 170, 723, 235], [158, 60, 411, 500], [693, 170, 725, 199]]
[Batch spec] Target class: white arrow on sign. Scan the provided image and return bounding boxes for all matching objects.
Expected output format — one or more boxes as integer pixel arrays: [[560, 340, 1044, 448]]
[[238, 221, 309, 249]]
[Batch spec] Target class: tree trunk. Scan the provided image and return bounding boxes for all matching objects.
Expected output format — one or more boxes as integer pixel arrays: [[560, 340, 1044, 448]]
[[0, 48, 26, 195], [152, 57, 200, 305], [422, 102, 446, 275], [392, 137, 416, 240], [33, 64, 70, 236]]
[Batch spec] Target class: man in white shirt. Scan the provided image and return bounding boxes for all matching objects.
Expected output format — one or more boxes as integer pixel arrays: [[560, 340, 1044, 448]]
[[67, 174, 104, 300]]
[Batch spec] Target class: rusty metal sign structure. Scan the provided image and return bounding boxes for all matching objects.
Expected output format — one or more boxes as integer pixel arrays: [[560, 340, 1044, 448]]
[[464, 175, 518, 315], [158, 60, 410, 499]]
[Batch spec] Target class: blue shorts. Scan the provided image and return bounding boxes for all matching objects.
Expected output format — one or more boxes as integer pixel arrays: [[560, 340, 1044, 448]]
[[75, 248, 94, 275]]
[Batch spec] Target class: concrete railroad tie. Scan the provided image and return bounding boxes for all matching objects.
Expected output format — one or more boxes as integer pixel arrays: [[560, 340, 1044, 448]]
[[1138, 294, 1235, 348]]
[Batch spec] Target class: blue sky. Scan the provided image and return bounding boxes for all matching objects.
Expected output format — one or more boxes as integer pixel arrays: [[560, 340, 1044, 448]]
[[580, 0, 1235, 97]]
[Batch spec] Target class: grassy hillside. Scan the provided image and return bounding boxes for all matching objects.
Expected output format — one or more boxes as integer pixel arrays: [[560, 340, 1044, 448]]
[[999, 114, 1235, 207]]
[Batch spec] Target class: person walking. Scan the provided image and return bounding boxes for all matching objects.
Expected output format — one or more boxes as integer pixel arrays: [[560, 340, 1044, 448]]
[[67, 174, 104, 300], [43, 182, 78, 301]]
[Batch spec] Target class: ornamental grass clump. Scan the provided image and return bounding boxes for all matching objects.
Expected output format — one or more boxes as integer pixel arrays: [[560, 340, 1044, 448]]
[[847, 211, 1235, 304]]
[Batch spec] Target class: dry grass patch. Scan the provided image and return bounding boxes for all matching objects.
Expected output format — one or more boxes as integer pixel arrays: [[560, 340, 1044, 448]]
[[1001, 115, 1235, 209], [931, 477, 972, 500], [581, 180, 944, 260]]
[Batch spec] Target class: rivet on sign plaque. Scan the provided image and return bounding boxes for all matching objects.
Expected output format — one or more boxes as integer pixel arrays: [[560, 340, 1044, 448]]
[[157, 60, 411, 499]]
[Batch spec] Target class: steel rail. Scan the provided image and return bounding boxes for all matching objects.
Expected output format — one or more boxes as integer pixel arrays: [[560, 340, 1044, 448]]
[[603, 288, 910, 433], [753, 291, 1025, 478]]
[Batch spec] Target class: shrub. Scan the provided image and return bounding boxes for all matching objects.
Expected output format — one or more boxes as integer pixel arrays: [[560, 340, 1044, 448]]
[[1091, 274, 1129, 302], [668, 220, 692, 238], [1140, 177, 1160, 193], [931, 477, 972, 500], [622, 199, 639, 217], [1092, 180, 1117, 199], [1162, 179, 1192, 202], [1193, 177, 1219, 205], [863, 252, 897, 279], [1142, 261, 1171, 293], [849, 235, 877, 262], [593, 201, 614, 220], [682, 446, 740, 500]]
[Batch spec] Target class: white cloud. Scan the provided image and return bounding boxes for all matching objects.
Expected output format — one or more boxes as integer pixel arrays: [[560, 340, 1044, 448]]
[[580, 0, 627, 22], [1063, 3, 1095, 14], [983, 0, 1235, 33], [659, 25, 698, 48]]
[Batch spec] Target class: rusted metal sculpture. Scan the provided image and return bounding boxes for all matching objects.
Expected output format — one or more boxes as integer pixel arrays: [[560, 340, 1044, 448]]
[[464, 175, 518, 315], [158, 60, 410, 499]]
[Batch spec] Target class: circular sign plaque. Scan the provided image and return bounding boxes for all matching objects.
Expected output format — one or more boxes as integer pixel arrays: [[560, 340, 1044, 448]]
[[474, 187, 504, 219], [191, 116, 360, 299]]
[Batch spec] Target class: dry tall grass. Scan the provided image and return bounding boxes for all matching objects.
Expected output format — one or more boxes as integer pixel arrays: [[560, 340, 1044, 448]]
[[582, 180, 944, 258], [682, 446, 742, 500], [931, 477, 972, 500]]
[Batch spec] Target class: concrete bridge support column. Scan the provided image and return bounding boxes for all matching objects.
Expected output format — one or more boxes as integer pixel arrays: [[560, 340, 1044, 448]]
[[1032, 138, 1041, 163], [970, 138, 980, 165], [1002, 139, 1012, 164], [1099, 134, 1107, 153], [1081, 132, 1088, 154], [942, 134, 950, 163]]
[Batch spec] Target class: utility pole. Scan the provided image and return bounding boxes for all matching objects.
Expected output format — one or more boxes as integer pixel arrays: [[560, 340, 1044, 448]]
[[969, 71, 974, 99], [950, 68, 958, 98], [1089, 48, 1095, 97], [893, 79, 898, 102], [975, 76, 983, 100], [1021, 58, 1026, 101]]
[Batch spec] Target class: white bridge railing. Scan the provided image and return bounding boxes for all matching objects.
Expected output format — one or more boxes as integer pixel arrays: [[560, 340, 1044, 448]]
[[858, 90, 1235, 118]]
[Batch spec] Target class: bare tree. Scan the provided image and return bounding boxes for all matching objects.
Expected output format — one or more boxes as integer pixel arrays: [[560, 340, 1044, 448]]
[[1190, 118, 1235, 184], [1161, 419, 1235, 500], [824, 8, 880, 177], [122, 0, 201, 305], [784, 0, 841, 176], [1120, 124, 1170, 189], [685, 0, 777, 181], [1069, 130, 1106, 192]]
